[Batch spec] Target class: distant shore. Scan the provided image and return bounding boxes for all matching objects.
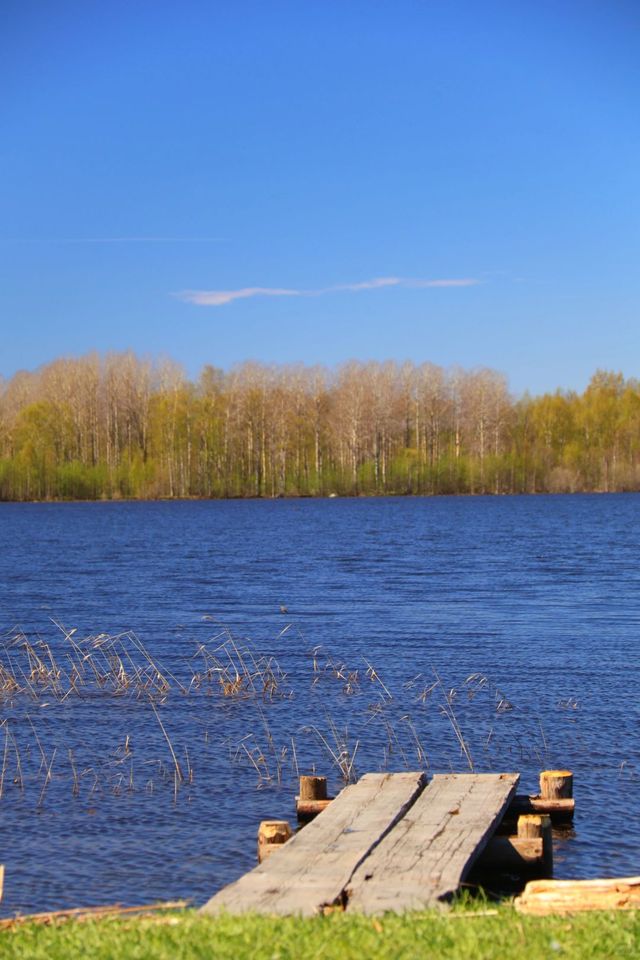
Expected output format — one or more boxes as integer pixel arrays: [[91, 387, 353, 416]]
[[0, 489, 636, 505], [1, 355, 636, 502]]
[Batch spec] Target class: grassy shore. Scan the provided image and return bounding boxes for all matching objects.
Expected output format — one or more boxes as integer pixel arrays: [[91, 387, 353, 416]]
[[0, 905, 638, 960]]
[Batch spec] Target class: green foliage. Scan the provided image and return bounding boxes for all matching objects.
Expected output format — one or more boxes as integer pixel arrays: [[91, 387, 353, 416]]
[[0, 355, 638, 500], [0, 906, 638, 960]]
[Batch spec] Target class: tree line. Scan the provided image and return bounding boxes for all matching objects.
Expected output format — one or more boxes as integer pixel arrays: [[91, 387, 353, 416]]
[[0, 352, 638, 500]]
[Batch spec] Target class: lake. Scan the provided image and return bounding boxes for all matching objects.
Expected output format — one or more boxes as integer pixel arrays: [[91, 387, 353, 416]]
[[0, 494, 638, 915]]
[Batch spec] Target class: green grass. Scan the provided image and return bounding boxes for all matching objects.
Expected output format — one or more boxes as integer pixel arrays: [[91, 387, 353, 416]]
[[0, 904, 638, 960]]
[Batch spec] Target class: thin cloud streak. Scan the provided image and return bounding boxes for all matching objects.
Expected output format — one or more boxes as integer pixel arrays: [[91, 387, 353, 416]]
[[187, 287, 301, 307], [179, 276, 479, 307]]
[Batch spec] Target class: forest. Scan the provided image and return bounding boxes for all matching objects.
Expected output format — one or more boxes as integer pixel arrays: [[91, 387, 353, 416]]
[[0, 352, 638, 500]]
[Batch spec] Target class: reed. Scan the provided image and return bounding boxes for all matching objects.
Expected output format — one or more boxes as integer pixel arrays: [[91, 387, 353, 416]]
[[433, 668, 474, 771], [0, 624, 549, 814], [304, 717, 359, 784], [150, 702, 184, 783]]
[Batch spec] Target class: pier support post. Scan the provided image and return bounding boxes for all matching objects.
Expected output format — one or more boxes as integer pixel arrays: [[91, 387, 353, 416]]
[[257, 820, 292, 863], [540, 770, 573, 801], [296, 775, 333, 823], [506, 769, 575, 823], [518, 814, 553, 877], [299, 776, 327, 802]]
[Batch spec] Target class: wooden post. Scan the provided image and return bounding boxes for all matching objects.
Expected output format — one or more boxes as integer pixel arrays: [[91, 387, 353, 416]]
[[475, 814, 553, 880], [296, 775, 333, 823], [518, 814, 553, 877], [299, 776, 327, 801], [540, 770, 573, 800], [257, 820, 292, 863]]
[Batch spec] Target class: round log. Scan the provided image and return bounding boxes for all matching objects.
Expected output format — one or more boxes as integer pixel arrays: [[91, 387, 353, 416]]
[[299, 775, 327, 802], [257, 820, 292, 863], [540, 770, 573, 800]]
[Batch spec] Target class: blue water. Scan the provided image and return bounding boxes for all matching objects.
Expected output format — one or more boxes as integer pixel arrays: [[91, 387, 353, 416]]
[[0, 495, 638, 915]]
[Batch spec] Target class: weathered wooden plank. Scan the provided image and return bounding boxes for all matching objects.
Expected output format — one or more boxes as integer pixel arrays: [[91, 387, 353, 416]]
[[345, 773, 519, 914], [201, 771, 426, 916], [515, 876, 640, 915]]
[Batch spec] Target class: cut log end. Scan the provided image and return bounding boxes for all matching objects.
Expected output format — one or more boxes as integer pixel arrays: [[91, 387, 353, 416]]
[[540, 770, 573, 800], [257, 820, 292, 863]]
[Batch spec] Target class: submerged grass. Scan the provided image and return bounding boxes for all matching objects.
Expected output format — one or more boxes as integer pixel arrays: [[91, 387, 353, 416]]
[[0, 905, 638, 960]]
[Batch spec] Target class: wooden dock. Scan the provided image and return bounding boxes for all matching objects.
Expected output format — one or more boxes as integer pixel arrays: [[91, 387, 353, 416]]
[[346, 773, 519, 914], [201, 771, 520, 916]]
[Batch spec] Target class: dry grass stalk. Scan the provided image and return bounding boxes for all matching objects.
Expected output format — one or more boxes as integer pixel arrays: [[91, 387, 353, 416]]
[[37, 747, 57, 807], [150, 702, 184, 783], [0, 626, 548, 810], [304, 718, 359, 784], [0, 899, 190, 929], [433, 668, 474, 771]]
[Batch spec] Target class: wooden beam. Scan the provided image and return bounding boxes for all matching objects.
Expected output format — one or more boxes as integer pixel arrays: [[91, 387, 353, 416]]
[[515, 877, 640, 915], [507, 794, 575, 821], [296, 798, 334, 823]]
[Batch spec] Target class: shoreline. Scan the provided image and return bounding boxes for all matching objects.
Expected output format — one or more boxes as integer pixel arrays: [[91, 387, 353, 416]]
[[0, 489, 637, 505]]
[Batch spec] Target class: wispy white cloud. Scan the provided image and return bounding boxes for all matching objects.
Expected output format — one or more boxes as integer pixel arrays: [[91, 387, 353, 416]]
[[409, 278, 479, 288], [184, 287, 301, 307], [178, 276, 479, 307], [329, 277, 403, 293]]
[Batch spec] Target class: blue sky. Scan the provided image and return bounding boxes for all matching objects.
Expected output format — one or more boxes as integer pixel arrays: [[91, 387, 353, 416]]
[[1, 0, 638, 394]]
